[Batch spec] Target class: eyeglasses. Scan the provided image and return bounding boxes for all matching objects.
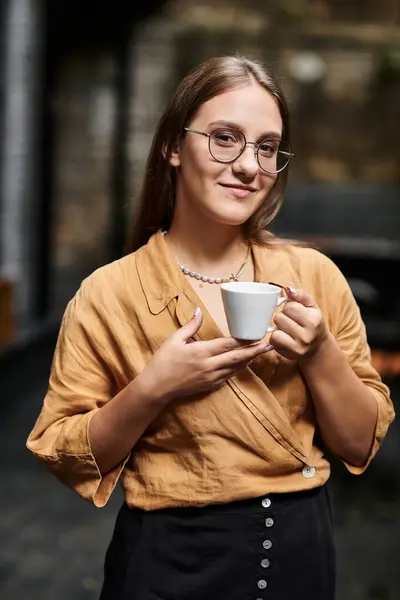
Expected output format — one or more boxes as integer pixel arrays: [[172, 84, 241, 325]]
[[184, 127, 294, 174]]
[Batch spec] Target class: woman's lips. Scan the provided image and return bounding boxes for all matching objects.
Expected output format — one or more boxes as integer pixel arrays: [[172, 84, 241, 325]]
[[220, 184, 257, 199]]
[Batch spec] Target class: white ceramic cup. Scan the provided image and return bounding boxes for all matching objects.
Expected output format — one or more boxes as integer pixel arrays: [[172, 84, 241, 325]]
[[220, 282, 288, 341]]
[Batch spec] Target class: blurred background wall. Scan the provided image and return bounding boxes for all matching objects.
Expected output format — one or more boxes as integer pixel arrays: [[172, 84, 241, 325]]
[[1, 0, 399, 356], [0, 1, 399, 599]]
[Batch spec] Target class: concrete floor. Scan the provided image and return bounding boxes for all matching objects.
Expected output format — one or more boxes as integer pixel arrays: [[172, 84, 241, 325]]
[[1, 337, 399, 600]]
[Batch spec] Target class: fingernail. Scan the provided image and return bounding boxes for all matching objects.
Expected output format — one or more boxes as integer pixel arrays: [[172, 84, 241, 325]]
[[287, 286, 297, 295], [264, 344, 274, 352], [193, 307, 200, 317]]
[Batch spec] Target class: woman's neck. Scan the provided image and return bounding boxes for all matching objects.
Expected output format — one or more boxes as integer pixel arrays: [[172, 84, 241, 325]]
[[166, 214, 248, 276]]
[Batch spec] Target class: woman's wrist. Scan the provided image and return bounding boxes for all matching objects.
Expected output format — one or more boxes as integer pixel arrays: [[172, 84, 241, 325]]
[[132, 370, 173, 408], [298, 327, 335, 371]]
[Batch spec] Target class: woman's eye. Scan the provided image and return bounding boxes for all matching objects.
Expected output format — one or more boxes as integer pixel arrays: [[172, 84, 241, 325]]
[[259, 142, 277, 155], [214, 131, 238, 144]]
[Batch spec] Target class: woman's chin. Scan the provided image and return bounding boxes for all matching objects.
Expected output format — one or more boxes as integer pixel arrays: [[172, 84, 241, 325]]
[[211, 209, 254, 227]]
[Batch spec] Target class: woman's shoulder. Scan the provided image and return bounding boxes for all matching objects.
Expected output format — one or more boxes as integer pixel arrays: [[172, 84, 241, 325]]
[[259, 242, 350, 305], [278, 243, 355, 313], [286, 244, 340, 273], [70, 252, 139, 312], [261, 242, 342, 280], [84, 252, 137, 285]]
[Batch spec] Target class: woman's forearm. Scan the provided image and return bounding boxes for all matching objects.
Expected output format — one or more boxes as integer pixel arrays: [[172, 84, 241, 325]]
[[299, 331, 378, 467], [88, 373, 168, 475]]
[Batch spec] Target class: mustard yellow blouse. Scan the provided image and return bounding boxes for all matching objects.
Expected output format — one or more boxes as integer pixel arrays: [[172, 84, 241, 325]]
[[26, 231, 394, 509]]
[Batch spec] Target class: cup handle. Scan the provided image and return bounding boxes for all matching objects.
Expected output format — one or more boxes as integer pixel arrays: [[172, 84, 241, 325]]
[[267, 297, 289, 333], [277, 296, 289, 306]]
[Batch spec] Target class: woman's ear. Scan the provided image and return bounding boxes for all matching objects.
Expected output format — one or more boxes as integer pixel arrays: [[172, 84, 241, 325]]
[[162, 142, 181, 167], [169, 149, 181, 168], [169, 142, 181, 168]]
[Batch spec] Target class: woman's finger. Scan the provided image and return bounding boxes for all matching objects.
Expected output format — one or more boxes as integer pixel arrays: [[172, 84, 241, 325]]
[[282, 301, 310, 327], [286, 287, 317, 308], [269, 329, 299, 354], [273, 311, 304, 340], [200, 336, 258, 357], [210, 340, 270, 370], [212, 359, 258, 386]]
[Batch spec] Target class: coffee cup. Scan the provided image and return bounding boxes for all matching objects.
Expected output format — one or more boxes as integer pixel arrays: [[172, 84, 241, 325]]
[[220, 282, 288, 341]]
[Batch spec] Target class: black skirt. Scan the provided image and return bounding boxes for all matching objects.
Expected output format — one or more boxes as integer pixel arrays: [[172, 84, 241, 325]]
[[99, 485, 336, 600]]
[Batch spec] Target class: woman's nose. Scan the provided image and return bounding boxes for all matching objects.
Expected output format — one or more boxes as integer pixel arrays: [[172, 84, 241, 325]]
[[231, 143, 259, 177]]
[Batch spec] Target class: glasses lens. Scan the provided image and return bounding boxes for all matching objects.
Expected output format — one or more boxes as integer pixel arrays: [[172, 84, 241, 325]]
[[258, 139, 292, 173], [209, 128, 245, 162]]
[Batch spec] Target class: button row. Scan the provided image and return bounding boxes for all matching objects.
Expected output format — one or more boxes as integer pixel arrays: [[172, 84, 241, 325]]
[[256, 499, 274, 598]]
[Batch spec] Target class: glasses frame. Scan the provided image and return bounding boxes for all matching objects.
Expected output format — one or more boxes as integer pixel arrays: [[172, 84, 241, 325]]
[[184, 127, 294, 174]]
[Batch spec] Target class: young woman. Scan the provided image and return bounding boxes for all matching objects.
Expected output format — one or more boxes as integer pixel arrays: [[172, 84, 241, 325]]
[[27, 55, 394, 600]]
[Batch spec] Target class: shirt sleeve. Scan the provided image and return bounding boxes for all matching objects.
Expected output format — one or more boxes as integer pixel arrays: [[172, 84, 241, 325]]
[[322, 254, 395, 475], [26, 277, 130, 507]]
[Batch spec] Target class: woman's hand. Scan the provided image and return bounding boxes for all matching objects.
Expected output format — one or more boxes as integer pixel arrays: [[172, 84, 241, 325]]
[[269, 287, 329, 361], [136, 308, 270, 406]]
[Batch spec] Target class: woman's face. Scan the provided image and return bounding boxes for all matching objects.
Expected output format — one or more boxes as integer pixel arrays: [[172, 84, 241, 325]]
[[170, 82, 283, 228]]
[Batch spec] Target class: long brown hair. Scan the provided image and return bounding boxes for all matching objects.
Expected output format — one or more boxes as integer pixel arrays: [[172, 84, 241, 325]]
[[128, 54, 296, 253]]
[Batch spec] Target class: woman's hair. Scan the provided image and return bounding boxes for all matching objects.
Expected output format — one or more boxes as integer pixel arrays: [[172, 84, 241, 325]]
[[127, 54, 296, 253]]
